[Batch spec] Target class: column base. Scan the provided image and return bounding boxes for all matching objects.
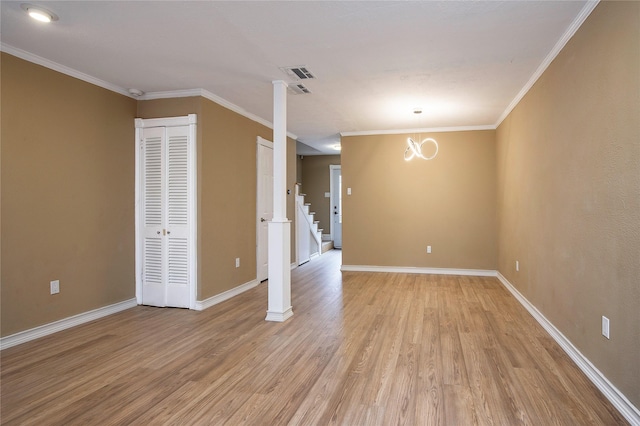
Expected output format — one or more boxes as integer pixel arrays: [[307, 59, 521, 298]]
[[265, 307, 294, 322]]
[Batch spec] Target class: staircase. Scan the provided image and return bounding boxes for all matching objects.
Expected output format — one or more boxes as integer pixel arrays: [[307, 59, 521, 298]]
[[295, 184, 323, 265]]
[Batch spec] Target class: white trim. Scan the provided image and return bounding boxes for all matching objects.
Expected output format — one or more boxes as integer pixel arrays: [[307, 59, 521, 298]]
[[134, 114, 196, 129], [141, 88, 298, 141], [257, 136, 273, 149], [194, 279, 260, 311], [135, 125, 142, 305], [265, 307, 294, 323], [0, 299, 137, 350], [0, 43, 132, 97], [496, 272, 640, 426], [340, 265, 497, 277], [1, 43, 297, 140], [291, 262, 297, 270], [139, 89, 203, 101], [187, 115, 198, 309], [341, 124, 495, 138], [495, 0, 600, 127]]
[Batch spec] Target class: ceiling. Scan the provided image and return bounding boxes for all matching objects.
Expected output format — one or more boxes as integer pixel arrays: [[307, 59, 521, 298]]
[[1, 1, 592, 154]]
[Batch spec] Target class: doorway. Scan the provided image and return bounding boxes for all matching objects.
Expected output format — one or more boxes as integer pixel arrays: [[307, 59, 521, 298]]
[[256, 137, 273, 282], [330, 165, 342, 249], [135, 115, 197, 308]]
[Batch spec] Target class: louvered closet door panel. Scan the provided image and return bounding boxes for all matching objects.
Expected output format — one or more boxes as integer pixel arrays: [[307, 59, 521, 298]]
[[141, 127, 167, 307], [165, 126, 190, 308]]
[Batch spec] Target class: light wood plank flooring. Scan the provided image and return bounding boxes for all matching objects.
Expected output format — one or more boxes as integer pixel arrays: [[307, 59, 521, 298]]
[[1, 250, 627, 425]]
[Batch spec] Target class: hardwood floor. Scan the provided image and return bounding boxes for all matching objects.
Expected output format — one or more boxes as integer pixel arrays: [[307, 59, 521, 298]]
[[1, 250, 627, 425]]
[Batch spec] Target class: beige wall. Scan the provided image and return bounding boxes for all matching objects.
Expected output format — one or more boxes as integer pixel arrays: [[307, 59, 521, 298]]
[[138, 97, 297, 300], [342, 131, 497, 269], [1, 53, 137, 336], [496, 1, 640, 406], [1, 55, 298, 337], [300, 155, 341, 236]]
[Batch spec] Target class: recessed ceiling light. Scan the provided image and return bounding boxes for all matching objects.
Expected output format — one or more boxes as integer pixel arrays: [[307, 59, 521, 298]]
[[21, 4, 58, 23]]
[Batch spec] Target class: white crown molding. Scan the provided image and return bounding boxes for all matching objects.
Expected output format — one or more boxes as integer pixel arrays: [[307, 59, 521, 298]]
[[340, 264, 497, 277], [341, 124, 496, 138], [495, 0, 600, 127], [141, 88, 299, 141], [496, 272, 640, 425], [1, 42, 132, 97], [0, 298, 137, 350], [1, 43, 298, 140], [194, 279, 260, 311]]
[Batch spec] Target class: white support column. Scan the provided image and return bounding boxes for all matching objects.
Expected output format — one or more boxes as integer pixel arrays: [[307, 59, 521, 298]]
[[266, 80, 293, 322]]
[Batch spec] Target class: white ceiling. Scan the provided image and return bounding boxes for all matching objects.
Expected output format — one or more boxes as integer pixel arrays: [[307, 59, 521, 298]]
[[1, 1, 592, 154]]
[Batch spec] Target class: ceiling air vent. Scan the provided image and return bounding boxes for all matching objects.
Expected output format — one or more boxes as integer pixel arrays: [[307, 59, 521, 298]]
[[288, 83, 312, 95], [280, 66, 316, 80]]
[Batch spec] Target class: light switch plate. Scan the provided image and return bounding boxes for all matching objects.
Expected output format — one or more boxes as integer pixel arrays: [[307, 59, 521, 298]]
[[50, 280, 60, 294], [602, 316, 610, 339]]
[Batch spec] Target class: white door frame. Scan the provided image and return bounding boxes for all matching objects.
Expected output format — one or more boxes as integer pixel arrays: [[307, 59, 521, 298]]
[[329, 164, 342, 248], [256, 136, 273, 282], [134, 114, 197, 309]]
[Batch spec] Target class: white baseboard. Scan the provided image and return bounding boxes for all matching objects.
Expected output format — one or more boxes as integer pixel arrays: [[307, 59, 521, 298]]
[[291, 262, 297, 270], [340, 264, 497, 277], [496, 273, 640, 426], [194, 279, 259, 311], [0, 298, 137, 350]]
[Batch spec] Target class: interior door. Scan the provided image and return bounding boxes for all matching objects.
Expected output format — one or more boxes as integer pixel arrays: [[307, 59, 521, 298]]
[[140, 124, 192, 308], [141, 127, 166, 307], [257, 138, 273, 282], [330, 165, 342, 248], [164, 126, 190, 307]]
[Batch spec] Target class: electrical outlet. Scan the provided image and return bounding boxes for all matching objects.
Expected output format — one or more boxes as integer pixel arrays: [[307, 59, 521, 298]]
[[426, 245, 432, 254], [50, 280, 60, 295], [516, 260, 519, 272], [235, 258, 240, 268], [602, 316, 610, 339]]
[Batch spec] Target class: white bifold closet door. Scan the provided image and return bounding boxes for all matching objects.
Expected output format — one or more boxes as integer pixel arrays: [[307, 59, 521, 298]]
[[140, 125, 191, 308]]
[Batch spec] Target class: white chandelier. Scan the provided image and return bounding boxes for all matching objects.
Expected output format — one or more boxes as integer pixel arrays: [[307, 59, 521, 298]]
[[404, 108, 438, 161], [404, 136, 438, 161]]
